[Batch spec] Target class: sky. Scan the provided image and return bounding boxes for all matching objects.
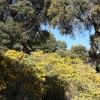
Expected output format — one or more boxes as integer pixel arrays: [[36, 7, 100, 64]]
[[42, 26, 95, 50]]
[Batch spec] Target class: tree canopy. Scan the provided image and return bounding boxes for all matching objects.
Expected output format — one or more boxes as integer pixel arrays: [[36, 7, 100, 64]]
[[71, 45, 89, 63], [0, 0, 50, 52], [33, 32, 58, 53], [0, 0, 100, 52], [57, 40, 67, 50], [48, 0, 100, 34]]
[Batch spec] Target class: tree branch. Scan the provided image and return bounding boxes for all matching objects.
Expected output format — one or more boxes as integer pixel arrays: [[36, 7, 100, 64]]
[[75, 15, 85, 22]]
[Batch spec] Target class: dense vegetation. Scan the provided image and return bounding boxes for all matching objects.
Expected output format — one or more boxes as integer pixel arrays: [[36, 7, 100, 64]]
[[0, 50, 100, 100], [0, 0, 100, 99], [0, 0, 100, 70]]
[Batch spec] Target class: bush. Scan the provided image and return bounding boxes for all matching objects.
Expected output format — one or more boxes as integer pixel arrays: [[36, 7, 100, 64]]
[[0, 50, 100, 100]]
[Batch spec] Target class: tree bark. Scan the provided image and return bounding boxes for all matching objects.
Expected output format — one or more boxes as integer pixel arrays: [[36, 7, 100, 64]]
[[89, 30, 100, 73]]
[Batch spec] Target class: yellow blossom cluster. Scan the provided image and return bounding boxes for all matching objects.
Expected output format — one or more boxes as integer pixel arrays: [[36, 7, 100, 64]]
[[4, 50, 27, 61]]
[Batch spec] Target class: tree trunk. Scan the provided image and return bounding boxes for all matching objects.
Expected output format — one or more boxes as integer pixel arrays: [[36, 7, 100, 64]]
[[89, 30, 100, 73]]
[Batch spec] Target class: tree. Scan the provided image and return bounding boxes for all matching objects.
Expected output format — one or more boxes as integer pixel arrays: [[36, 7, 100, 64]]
[[0, 0, 50, 53], [57, 40, 67, 50], [71, 45, 89, 63], [48, 0, 100, 36], [47, 0, 100, 71], [33, 32, 58, 53], [55, 49, 75, 58], [55, 40, 68, 57]]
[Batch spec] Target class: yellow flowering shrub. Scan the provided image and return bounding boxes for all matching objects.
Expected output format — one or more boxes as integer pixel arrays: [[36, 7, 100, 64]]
[[4, 50, 27, 61], [0, 50, 100, 100]]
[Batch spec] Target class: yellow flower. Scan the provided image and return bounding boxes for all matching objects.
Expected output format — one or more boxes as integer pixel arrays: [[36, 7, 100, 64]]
[[40, 78, 46, 81]]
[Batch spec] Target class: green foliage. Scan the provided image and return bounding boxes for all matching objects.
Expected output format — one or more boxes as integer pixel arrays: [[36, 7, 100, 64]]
[[57, 40, 67, 50], [71, 45, 89, 63], [55, 40, 68, 57], [0, 0, 99, 72], [55, 44, 88, 62], [55, 49, 76, 58], [48, 0, 100, 35], [0, 0, 100, 70], [33, 33, 58, 53], [0, 0, 50, 52], [0, 18, 23, 50], [0, 50, 100, 100]]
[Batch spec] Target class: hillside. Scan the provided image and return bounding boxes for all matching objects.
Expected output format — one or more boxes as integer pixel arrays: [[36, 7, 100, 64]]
[[0, 50, 100, 100]]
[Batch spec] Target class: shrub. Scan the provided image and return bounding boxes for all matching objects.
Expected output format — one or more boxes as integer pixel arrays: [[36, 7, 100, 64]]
[[0, 50, 100, 100]]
